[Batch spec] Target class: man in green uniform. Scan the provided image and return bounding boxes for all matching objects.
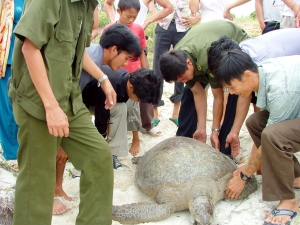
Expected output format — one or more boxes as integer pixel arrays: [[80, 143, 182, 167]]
[[159, 20, 249, 159], [8, 0, 141, 224]]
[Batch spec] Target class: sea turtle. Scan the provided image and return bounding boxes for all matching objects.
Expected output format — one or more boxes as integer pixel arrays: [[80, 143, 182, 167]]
[[113, 136, 258, 225]]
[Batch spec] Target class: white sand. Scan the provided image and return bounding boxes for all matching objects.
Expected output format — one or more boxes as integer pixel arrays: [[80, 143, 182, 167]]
[[1, 81, 300, 225]]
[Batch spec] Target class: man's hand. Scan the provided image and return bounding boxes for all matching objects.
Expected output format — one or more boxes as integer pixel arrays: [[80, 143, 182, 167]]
[[181, 14, 201, 27], [100, 79, 117, 110], [226, 132, 240, 157], [193, 129, 207, 143], [225, 173, 246, 200], [45, 106, 69, 137], [56, 147, 68, 163], [143, 19, 153, 30], [292, 4, 300, 27], [210, 132, 220, 150], [223, 8, 233, 20]]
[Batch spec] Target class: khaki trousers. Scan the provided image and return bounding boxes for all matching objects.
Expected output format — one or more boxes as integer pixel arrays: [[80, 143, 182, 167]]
[[13, 101, 113, 225], [246, 111, 300, 201], [107, 103, 128, 156]]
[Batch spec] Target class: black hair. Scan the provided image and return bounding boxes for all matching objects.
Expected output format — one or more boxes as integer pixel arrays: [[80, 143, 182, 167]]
[[207, 36, 240, 76], [118, 0, 140, 11], [100, 23, 141, 61], [214, 48, 258, 86], [159, 50, 189, 83], [129, 68, 162, 105]]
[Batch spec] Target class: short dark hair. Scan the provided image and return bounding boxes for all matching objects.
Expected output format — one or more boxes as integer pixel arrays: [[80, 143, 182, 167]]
[[100, 23, 141, 61], [159, 50, 189, 83], [118, 0, 140, 11], [214, 49, 258, 86], [129, 68, 162, 105], [207, 36, 240, 75]]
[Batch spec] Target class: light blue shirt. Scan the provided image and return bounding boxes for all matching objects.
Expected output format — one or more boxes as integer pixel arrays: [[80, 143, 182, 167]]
[[79, 44, 104, 91], [256, 55, 300, 126], [240, 28, 300, 65]]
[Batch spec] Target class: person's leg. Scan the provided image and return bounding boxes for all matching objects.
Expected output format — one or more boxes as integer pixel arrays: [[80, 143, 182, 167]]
[[61, 104, 113, 225], [176, 86, 197, 137], [245, 110, 269, 148], [152, 23, 173, 120], [140, 102, 154, 132], [0, 66, 19, 160], [218, 94, 238, 155], [13, 103, 58, 225], [170, 101, 180, 124], [130, 131, 140, 156], [55, 147, 71, 200], [262, 21, 280, 34], [262, 118, 300, 224], [106, 103, 127, 170], [107, 103, 128, 157], [168, 29, 189, 120], [53, 149, 71, 216], [280, 16, 296, 29]]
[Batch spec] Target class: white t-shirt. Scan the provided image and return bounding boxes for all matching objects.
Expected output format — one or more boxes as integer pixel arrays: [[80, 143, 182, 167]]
[[200, 0, 231, 23], [114, 0, 148, 26], [281, 0, 300, 16], [240, 28, 300, 65], [262, 0, 284, 22]]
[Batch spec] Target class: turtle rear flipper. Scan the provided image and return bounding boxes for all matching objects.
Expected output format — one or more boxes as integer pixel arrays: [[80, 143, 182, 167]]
[[113, 202, 176, 224], [131, 156, 143, 165]]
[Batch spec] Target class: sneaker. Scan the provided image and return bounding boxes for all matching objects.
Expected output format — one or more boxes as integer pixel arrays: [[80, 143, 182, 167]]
[[113, 155, 124, 171]]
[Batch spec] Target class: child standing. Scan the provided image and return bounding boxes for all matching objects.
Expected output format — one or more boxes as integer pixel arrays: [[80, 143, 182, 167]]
[[103, 0, 159, 169]]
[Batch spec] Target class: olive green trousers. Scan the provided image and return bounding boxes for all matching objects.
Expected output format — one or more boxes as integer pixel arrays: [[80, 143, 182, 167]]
[[12, 102, 113, 225]]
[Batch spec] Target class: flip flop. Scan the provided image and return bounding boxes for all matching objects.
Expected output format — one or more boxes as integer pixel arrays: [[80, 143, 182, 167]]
[[169, 118, 178, 127], [263, 208, 297, 225], [151, 118, 160, 126]]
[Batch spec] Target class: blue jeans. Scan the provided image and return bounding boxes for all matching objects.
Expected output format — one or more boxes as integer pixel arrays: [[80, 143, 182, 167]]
[[176, 85, 238, 155]]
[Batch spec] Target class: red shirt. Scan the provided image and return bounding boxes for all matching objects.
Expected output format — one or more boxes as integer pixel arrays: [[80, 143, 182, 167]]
[[102, 23, 147, 73]]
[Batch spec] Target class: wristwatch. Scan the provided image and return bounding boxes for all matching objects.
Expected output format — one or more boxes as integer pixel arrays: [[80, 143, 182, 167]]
[[240, 171, 251, 182], [211, 128, 220, 133], [97, 75, 108, 87]]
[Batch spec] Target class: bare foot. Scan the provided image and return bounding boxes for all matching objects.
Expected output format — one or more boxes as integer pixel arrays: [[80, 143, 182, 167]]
[[264, 199, 298, 224], [129, 140, 140, 156], [52, 200, 70, 215], [147, 127, 162, 137], [294, 177, 300, 188], [55, 189, 72, 201]]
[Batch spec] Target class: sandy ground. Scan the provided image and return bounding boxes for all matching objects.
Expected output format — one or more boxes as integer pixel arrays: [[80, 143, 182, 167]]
[[1, 81, 300, 225]]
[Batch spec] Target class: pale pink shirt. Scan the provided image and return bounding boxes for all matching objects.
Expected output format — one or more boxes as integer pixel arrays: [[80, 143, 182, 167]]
[[157, 0, 192, 32]]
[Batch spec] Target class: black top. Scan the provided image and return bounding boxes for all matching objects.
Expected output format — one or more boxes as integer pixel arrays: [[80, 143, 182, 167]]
[[82, 66, 129, 136]]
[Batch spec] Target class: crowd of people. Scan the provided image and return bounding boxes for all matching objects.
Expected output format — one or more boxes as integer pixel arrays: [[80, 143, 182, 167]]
[[1, 0, 300, 224]]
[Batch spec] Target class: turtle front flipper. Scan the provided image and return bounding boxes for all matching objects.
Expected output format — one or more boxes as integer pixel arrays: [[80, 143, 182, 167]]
[[112, 202, 176, 224], [131, 156, 143, 165]]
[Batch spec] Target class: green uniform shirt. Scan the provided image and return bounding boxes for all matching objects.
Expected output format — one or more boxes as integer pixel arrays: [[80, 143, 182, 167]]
[[175, 20, 249, 89], [9, 0, 97, 121]]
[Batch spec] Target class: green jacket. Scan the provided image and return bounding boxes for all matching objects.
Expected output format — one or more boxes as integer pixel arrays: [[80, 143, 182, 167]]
[[9, 0, 97, 121], [175, 20, 249, 89]]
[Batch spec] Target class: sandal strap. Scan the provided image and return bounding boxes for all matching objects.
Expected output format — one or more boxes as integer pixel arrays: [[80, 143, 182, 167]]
[[272, 208, 297, 219]]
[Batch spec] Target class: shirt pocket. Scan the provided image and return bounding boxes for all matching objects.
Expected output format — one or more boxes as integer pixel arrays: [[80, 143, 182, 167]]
[[46, 27, 74, 63]]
